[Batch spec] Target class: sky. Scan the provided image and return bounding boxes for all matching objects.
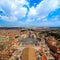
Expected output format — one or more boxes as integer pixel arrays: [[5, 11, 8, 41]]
[[0, 0, 60, 27]]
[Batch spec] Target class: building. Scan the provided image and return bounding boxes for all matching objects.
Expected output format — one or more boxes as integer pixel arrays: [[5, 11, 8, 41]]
[[42, 55, 47, 60], [0, 35, 9, 42]]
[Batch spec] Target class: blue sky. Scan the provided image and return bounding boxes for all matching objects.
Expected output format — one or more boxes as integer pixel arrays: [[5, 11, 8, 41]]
[[0, 0, 60, 27]]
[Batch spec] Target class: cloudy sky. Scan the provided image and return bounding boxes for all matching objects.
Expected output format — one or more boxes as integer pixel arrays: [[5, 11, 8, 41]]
[[0, 0, 60, 27]]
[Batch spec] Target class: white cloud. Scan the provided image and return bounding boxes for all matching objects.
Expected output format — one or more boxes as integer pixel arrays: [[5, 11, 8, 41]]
[[37, 16, 46, 21], [38, 21, 60, 27], [0, 0, 28, 22], [26, 18, 35, 23], [36, 0, 59, 17], [42, 18, 47, 22], [28, 7, 37, 17], [28, 0, 60, 22], [0, 0, 60, 27], [13, 6, 27, 18], [0, 15, 18, 22]]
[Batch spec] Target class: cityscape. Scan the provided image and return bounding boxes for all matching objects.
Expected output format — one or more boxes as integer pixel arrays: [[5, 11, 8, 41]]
[[0, 0, 60, 60], [0, 27, 60, 60]]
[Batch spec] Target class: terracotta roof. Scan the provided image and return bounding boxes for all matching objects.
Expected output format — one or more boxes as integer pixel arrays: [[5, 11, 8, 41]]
[[42, 55, 47, 60]]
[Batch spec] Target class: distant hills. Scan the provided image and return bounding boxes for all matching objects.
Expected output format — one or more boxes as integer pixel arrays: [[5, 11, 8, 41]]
[[0, 27, 60, 29]]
